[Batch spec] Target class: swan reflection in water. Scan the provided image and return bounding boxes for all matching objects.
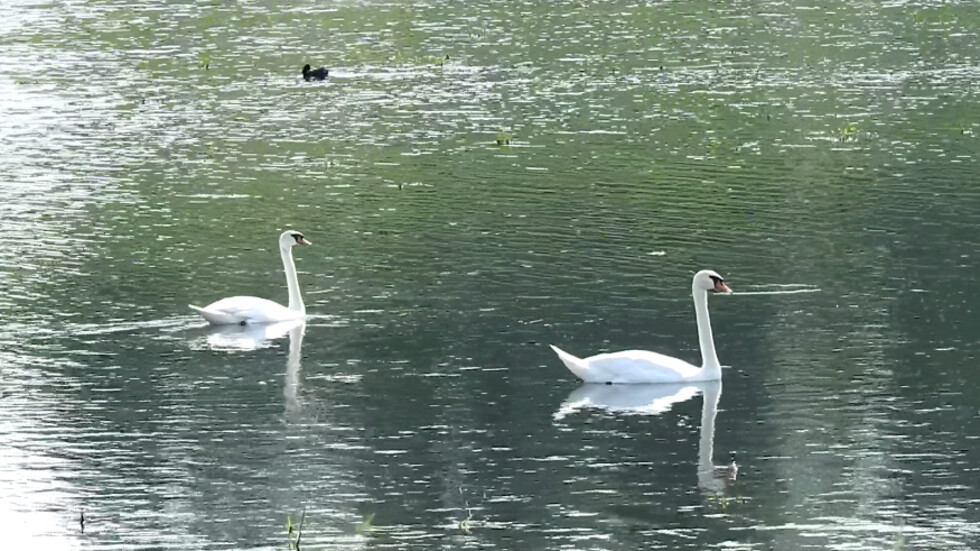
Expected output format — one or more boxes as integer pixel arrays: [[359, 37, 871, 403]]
[[283, 322, 304, 416], [201, 319, 306, 416], [555, 381, 737, 495], [203, 319, 305, 351]]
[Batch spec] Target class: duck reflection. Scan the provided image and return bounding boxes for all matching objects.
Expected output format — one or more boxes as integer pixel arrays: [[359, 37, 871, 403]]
[[555, 381, 737, 495]]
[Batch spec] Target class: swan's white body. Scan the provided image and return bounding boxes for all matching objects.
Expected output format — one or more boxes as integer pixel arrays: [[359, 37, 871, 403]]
[[551, 269, 731, 384], [190, 230, 311, 326]]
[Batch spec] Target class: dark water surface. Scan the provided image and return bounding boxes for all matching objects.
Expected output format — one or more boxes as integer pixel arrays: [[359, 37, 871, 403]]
[[2, 1, 979, 549]]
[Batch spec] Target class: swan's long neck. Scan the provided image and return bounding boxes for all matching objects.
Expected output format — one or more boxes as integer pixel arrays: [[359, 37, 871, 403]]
[[693, 286, 720, 375], [281, 245, 304, 313]]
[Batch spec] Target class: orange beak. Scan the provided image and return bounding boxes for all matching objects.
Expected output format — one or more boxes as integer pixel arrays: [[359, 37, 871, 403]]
[[714, 280, 732, 294]]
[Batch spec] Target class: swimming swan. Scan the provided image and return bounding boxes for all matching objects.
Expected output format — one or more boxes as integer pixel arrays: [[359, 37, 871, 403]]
[[190, 230, 311, 325], [550, 269, 731, 384]]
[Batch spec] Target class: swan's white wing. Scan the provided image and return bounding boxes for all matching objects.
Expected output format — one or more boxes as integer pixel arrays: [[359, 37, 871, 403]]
[[191, 296, 300, 325], [189, 304, 246, 325], [580, 349, 702, 383]]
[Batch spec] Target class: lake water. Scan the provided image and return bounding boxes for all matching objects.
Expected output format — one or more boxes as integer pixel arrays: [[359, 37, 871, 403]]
[[2, 1, 979, 549]]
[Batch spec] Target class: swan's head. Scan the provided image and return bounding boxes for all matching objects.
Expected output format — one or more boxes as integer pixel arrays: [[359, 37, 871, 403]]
[[694, 269, 731, 294], [279, 230, 312, 248]]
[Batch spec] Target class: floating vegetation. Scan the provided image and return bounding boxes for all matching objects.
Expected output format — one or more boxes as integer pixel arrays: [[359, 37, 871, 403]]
[[495, 132, 512, 146], [703, 492, 748, 512], [458, 509, 474, 533], [912, 6, 954, 25], [457, 486, 477, 533], [837, 122, 859, 142], [355, 512, 376, 534], [284, 510, 305, 550], [198, 51, 211, 70]]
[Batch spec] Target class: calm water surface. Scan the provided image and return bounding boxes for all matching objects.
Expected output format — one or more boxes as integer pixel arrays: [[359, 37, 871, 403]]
[[2, 1, 979, 549]]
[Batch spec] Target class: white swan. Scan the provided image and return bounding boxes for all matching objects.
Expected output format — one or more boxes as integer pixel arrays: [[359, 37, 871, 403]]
[[550, 269, 731, 384], [190, 230, 311, 325]]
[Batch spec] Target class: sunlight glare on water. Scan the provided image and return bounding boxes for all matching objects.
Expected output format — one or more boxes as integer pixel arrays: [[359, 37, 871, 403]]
[[1, 0, 979, 550]]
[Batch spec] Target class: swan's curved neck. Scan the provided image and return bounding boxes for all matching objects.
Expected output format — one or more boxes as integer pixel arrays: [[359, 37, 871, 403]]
[[693, 287, 720, 374], [281, 245, 304, 313]]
